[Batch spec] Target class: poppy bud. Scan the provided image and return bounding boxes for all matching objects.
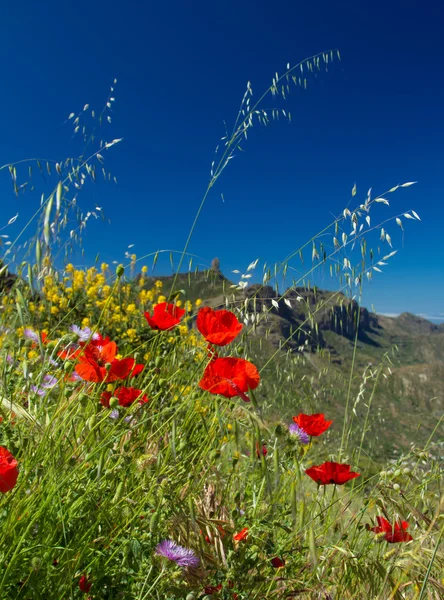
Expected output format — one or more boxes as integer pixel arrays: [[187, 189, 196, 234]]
[[116, 264, 125, 277], [109, 396, 119, 408], [186, 594, 197, 600], [78, 393, 88, 407], [149, 510, 160, 533], [105, 362, 112, 372], [112, 482, 123, 504]]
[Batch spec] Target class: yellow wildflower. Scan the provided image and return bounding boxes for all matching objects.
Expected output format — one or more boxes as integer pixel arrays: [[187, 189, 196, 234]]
[[126, 329, 137, 340]]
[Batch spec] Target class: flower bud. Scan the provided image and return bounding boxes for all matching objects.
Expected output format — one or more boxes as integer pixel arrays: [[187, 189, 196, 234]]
[[105, 362, 112, 372], [109, 396, 119, 408], [116, 264, 125, 277]]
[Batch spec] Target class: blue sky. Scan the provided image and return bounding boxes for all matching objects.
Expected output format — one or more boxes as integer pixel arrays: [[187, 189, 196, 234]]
[[0, 0, 443, 320]]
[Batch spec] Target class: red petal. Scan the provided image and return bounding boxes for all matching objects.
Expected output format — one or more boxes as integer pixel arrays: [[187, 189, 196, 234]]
[[75, 363, 102, 382]]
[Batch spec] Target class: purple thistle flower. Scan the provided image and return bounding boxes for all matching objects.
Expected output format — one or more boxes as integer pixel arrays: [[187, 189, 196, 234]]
[[155, 540, 199, 569], [289, 422, 310, 445], [24, 328, 39, 343], [70, 325, 100, 342], [70, 371, 83, 382], [41, 375, 58, 389], [31, 385, 47, 397]]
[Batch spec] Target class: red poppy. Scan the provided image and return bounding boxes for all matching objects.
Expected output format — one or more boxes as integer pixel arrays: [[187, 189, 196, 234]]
[[199, 357, 260, 401], [58, 344, 82, 360], [292, 413, 333, 437], [271, 556, 285, 568], [305, 461, 360, 485], [79, 574, 92, 593], [130, 362, 145, 378], [204, 584, 223, 594], [144, 302, 185, 331], [369, 516, 413, 543], [233, 527, 248, 541], [197, 307, 243, 346], [256, 443, 268, 458], [0, 446, 19, 493], [100, 387, 149, 408], [74, 341, 136, 383]]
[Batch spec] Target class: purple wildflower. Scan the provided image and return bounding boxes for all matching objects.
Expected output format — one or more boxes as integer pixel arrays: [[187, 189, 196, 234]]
[[31, 375, 58, 397], [41, 375, 58, 389], [6, 354, 14, 364], [109, 409, 120, 420], [155, 540, 199, 568], [289, 422, 310, 445], [24, 328, 39, 343], [31, 385, 47, 397], [70, 325, 100, 342]]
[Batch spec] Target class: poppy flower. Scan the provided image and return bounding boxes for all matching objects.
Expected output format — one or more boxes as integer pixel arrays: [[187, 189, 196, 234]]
[[256, 442, 268, 458], [369, 516, 413, 543], [270, 556, 285, 568], [74, 341, 136, 383], [233, 527, 248, 541], [144, 302, 185, 331], [58, 344, 82, 360], [204, 584, 223, 594], [0, 446, 19, 493], [199, 357, 260, 401], [78, 574, 92, 593], [197, 307, 243, 346], [130, 362, 145, 378], [100, 386, 149, 408], [292, 413, 332, 437], [305, 461, 360, 486]]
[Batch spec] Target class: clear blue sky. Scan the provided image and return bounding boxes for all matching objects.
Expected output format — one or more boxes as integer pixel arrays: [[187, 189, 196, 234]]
[[0, 0, 443, 320]]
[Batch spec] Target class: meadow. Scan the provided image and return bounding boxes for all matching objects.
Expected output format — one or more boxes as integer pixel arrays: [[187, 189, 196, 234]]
[[0, 53, 442, 599]]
